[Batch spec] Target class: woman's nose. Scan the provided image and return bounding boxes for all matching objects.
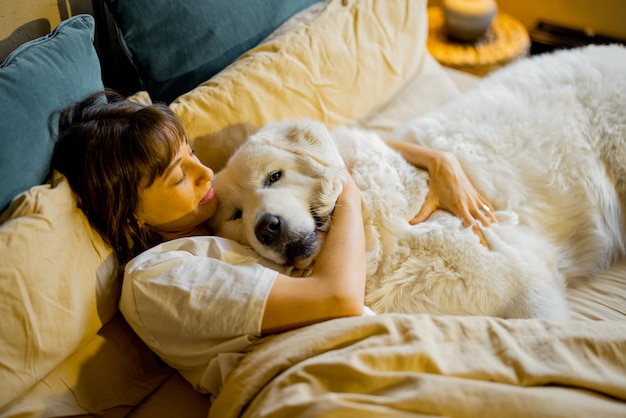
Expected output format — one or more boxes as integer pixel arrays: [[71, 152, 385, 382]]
[[195, 161, 213, 185]]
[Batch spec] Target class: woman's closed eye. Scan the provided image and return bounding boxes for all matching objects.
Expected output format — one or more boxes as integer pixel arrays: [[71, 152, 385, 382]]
[[173, 147, 197, 185]]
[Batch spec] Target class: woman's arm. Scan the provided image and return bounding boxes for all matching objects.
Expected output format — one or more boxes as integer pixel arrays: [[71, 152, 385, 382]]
[[385, 140, 496, 246], [261, 172, 366, 334]]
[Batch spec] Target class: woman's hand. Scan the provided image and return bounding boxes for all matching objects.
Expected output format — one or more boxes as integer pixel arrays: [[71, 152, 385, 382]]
[[385, 140, 496, 247], [414, 150, 496, 247]]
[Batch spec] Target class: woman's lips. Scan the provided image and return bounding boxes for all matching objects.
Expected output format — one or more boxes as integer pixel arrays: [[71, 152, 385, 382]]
[[199, 187, 215, 205]]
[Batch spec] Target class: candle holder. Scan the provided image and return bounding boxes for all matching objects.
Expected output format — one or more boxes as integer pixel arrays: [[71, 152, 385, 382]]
[[443, 0, 498, 43]]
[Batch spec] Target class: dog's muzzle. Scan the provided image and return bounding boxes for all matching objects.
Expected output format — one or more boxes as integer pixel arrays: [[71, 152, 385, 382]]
[[255, 213, 321, 264]]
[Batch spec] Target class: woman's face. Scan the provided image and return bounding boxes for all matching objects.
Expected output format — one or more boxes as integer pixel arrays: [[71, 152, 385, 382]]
[[137, 141, 217, 238]]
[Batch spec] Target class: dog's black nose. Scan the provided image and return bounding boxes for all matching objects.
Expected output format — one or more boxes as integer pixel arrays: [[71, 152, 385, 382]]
[[255, 214, 282, 245]]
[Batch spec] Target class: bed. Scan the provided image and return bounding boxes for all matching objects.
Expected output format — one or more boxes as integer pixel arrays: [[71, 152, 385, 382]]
[[1, 0, 625, 417]]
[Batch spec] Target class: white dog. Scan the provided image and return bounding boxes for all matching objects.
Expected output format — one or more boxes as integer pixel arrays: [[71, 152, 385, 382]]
[[208, 45, 626, 320]]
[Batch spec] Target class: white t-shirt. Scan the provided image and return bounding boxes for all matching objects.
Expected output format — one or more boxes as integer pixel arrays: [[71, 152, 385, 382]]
[[120, 235, 376, 397], [120, 236, 290, 396]]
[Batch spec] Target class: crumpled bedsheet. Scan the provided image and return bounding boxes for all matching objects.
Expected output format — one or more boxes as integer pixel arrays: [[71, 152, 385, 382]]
[[210, 314, 626, 417]]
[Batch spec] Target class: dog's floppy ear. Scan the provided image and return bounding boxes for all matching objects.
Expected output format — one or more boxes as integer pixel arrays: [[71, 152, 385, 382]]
[[273, 120, 345, 169], [284, 121, 328, 147]]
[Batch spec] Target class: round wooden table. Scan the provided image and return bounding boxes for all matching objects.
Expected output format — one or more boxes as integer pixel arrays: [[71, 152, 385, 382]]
[[427, 7, 531, 76]]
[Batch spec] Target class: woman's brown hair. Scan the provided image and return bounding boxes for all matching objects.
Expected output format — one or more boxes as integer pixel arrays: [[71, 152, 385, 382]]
[[52, 91, 187, 264]]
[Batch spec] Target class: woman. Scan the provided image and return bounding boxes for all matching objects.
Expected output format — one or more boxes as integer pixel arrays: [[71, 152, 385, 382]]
[[52, 91, 495, 395]]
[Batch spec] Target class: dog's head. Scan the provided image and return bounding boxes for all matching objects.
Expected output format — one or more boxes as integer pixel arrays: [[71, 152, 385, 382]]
[[209, 120, 346, 269]]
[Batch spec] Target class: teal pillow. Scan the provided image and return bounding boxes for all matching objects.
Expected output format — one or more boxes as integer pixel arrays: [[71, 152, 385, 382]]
[[104, 0, 320, 103], [0, 15, 104, 213]]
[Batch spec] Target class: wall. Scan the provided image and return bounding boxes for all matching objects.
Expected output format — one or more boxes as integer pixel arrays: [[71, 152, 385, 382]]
[[428, 0, 626, 40]]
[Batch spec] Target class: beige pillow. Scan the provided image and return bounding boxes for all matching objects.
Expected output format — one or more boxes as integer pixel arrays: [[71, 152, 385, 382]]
[[0, 174, 119, 409], [170, 0, 429, 171], [0, 314, 179, 417]]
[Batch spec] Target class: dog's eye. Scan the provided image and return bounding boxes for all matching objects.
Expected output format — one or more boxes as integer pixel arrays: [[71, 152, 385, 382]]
[[266, 170, 282, 186], [230, 208, 242, 220]]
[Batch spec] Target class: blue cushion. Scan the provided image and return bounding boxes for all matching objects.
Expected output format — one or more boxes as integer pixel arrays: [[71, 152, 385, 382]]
[[0, 15, 104, 213], [104, 0, 320, 103]]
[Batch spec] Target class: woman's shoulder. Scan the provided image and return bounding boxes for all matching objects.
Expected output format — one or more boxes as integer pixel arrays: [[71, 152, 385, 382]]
[[118, 235, 279, 395], [119, 235, 279, 347]]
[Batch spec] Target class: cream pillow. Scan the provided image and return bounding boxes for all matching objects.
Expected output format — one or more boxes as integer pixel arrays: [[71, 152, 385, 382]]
[[170, 0, 428, 171], [0, 174, 119, 409]]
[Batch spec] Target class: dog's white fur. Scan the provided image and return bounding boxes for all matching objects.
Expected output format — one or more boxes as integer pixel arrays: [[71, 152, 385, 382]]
[[209, 45, 626, 320]]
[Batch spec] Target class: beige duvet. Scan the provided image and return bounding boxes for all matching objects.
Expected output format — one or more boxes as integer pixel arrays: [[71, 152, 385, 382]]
[[211, 314, 626, 417]]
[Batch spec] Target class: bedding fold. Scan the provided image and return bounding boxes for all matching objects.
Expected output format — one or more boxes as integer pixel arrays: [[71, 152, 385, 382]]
[[210, 314, 626, 417]]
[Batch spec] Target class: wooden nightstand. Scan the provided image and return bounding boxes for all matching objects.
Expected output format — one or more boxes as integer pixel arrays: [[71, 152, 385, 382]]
[[427, 6, 530, 76]]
